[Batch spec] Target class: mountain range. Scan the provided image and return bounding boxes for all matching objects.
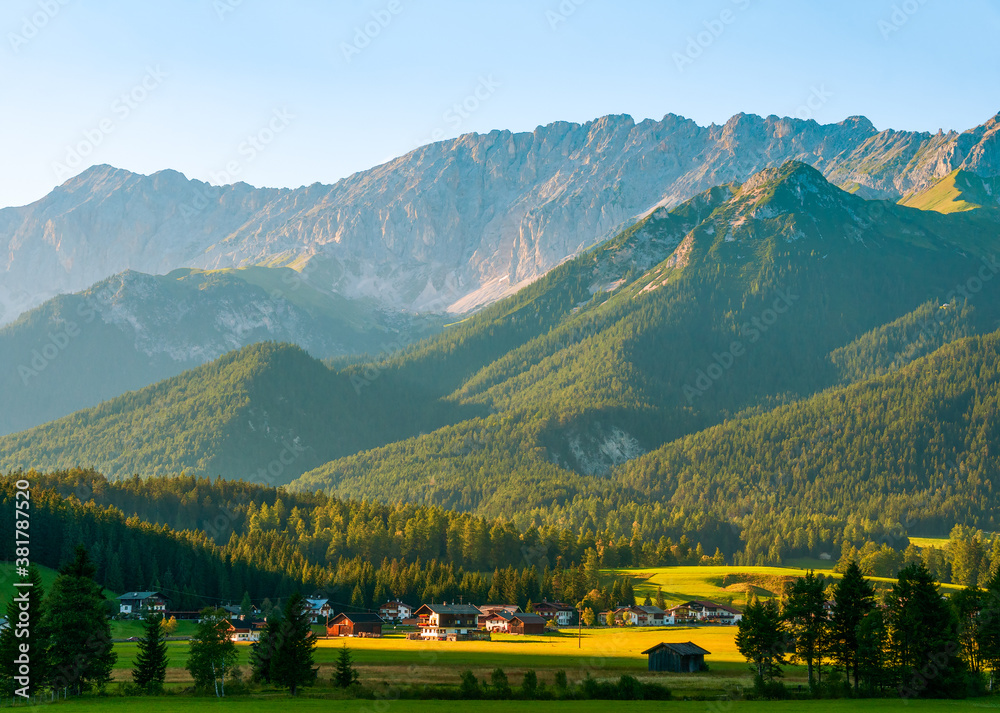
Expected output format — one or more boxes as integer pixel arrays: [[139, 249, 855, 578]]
[[4, 157, 1000, 562], [2, 110, 999, 436]]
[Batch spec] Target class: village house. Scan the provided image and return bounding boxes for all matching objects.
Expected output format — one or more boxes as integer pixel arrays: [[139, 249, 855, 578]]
[[532, 600, 575, 626], [641, 641, 711, 672], [412, 603, 483, 641], [225, 617, 266, 643], [667, 600, 742, 625], [222, 603, 260, 620], [509, 612, 546, 635], [481, 610, 516, 632], [116, 591, 170, 617], [599, 604, 671, 626], [326, 612, 384, 637], [477, 604, 520, 618], [305, 597, 333, 624], [377, 600, 413, 623]]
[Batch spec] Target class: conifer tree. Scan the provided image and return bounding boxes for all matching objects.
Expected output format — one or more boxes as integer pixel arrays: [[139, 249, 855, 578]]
[[44, 546, 116, 694], [269, 592, 317, 695], [0, 566, 47, 697], [333, 644, 359, 688], [830, 559, 875, 690], [783, 570, 828, 687], [736, 598, 786, 684], [132, 611, 168, 692]]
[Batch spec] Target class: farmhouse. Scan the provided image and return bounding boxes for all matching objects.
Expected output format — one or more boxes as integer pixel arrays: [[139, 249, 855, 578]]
[[532, 600, 575, 626], [509, 612, 546, 635], [222, 603, 260, 619], [378, 600, 413, 622], [117, 591, 170, 617], [305, 597, 333, 624], [225, 617, 266, 643], [599, 605, 671, 626], [481, 610, 516, 632], [478, 604, 520, 617], [667, 600, 742, 625], [413, 603, 482, 640], [641, 641, 711, 673], [326, 612, 384, 637]]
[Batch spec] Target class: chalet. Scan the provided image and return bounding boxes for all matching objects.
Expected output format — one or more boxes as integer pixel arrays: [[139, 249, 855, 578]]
[[532, 600, 575, 626], [667, 600, 742, 625], [225, 617, 266, 643], [481, 610, 516, 632], [326, 612, 384, 637], [599, 605, 671, 626], [509, 613, 546, 635], [305, 598, 333, 624], [413, 603, 482, 640], [117, 591, 170, 617], [378, 600, 413, 623], [641, 641, 711, 673]]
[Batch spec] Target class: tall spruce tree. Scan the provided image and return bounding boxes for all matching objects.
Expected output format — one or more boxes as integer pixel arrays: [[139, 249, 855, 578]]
[[978, 569, 1000, 690], [830, 560, 875, 691], [132, 611, 168, 692], [736, 598, 786, 684], [43, 545, 116, 694], [886, 562, 966, 698], [0, 566, 47, 697], [783, 570, 829, 687], [249, 613, 281, 684], [856, 608, 889, 695], [269, 592, 317, 696]]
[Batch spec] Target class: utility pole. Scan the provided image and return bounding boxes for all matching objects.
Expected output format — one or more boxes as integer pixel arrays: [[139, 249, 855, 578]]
[[577, 608, 582, 649]]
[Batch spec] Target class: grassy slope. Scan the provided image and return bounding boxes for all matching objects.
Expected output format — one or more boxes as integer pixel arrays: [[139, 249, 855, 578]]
[[899, 169, 1000, 214]]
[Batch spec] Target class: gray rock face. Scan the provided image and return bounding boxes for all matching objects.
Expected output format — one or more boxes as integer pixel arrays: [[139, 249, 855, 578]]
[[2, 110, 998, 324]]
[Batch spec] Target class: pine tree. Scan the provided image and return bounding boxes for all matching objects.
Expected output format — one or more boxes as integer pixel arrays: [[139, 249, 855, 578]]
[[186, 608, 238, 697], [886, 562, 967, 698], [783, 570, 828, 687], [735, 598, 786, 683], [655, 586, 666, 610], [0, 566, 47, 697], [830, 559, 875, 691], [44, 545, 117, 694], [249, 614, 280, 684], [269, 592, 317, 696], [980, 569, 1000, 690], [132, 611, 168, 692], [333, 644, 359, 688], [240, 592, 254, 618]]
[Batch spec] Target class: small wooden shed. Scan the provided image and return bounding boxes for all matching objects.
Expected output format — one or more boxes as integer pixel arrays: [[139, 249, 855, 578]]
[[509, 613, 546, 635], [641, 641, 711, 673], [326, 612, 383, 637]]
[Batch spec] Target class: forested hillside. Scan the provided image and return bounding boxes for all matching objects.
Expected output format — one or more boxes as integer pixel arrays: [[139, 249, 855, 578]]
[[5, 162, 1000, 566]]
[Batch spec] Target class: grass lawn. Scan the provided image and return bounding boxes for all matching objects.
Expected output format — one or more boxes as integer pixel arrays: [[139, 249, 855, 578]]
[[29, 697, 1000, 712]]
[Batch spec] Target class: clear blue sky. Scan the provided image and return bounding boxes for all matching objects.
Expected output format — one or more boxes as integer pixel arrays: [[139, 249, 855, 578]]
[[2, 0, 998, 208]]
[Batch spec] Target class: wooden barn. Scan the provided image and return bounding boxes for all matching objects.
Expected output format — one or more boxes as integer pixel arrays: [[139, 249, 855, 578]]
[[509, 613, 546, 635], [641, 642, 710, 673], [326, 612, 384, 637]]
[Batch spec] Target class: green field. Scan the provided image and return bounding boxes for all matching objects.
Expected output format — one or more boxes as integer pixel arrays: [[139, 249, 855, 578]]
[[28, 697, 1000, 712], [617, 565, 964, 608]]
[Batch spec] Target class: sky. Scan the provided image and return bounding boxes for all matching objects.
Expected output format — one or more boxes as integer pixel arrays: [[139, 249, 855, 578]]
[[1, 0, 998, 209]]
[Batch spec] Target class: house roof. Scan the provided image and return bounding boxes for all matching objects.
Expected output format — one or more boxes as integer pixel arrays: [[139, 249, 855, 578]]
[[478, 604, 521, 615], [413, 603, 481, 616], [328, 612, 384, 625], [483, 611, 516, 621], [668, 600, 740, 615], [117, 591, 167, 601], [511, 613, 546, 625], [306, 598, 329, 609], [641, 641, 712, 656], [637, 605, 666, 615], [532, 601, 573, 612], [379, 600, 412, 608]]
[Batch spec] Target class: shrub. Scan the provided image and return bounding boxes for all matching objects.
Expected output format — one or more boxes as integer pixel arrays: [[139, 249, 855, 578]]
[[459, 670, 480, 699]]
